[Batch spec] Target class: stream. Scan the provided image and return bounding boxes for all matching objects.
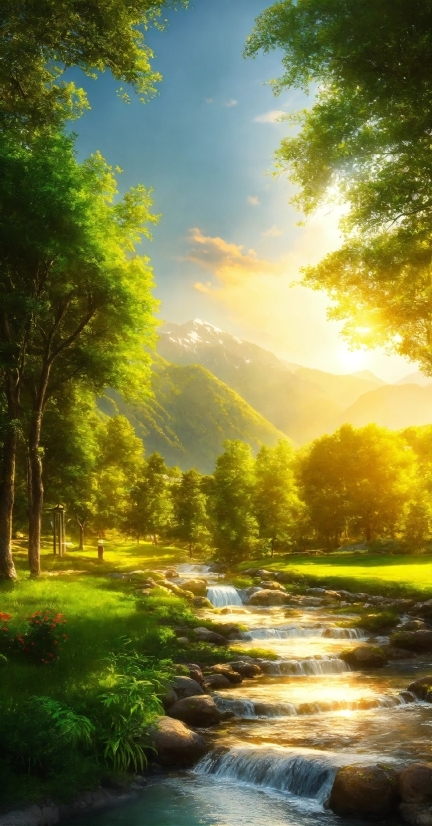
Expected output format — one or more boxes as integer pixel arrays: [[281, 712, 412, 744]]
[[72, 565, 432, 826]]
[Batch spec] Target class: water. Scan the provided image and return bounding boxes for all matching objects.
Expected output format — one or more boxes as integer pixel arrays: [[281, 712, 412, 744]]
[[73, 579, 431, 826], [207, 585, 243, 607]]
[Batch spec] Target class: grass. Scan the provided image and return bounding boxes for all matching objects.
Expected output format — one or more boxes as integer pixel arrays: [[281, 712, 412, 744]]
[[236, 552, 432, 599]]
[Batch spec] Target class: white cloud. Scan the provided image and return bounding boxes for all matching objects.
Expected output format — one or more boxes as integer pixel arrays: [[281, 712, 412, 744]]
[[254, 109, 286, 124], [262, 225, 284, 237], [204, 98, 213, 104], [223, 99, 238, 108], [247, 195, 259, 206]]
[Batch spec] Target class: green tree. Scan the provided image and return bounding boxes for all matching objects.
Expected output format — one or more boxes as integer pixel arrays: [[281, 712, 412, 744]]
[[245, 1, 432, 372], [254, 440, 299, 556], [0, 0, 187, 135], [296, 424, 414, 548], [209, 440, 258, 564], [172, 469, 209, 557], [127, 453, 174, 544], [0, 131, 157, 578]]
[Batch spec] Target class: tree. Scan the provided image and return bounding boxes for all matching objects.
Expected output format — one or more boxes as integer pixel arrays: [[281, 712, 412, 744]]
[[92, 416, 145, 537], [245, 1, 432, 371], [0, 131, 157, 578], [172, 469, 209, 557], [296, 424, 414, 548], [127, 453, 174, 543], [0, 0, 187, 135], [254, 440, 299, 556], [209, 440, 258, 564]]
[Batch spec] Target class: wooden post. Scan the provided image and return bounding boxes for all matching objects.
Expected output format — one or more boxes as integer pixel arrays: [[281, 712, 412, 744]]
[[52, 511, 57, 555], [97, 539, 104, 563], [52, 505, 65, 557]]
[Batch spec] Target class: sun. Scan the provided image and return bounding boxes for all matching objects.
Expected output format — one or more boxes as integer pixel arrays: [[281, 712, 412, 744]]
[[335, 346, 369, 374]]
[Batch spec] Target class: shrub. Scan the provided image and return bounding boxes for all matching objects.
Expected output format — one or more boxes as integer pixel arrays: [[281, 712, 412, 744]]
[[13, 610, 67, 664]]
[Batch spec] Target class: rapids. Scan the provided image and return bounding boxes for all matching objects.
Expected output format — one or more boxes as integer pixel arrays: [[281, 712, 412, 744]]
[[73, 566, 432, 826]]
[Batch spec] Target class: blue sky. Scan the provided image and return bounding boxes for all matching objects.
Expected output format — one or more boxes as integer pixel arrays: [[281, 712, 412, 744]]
[[72, 0, 412, 380]]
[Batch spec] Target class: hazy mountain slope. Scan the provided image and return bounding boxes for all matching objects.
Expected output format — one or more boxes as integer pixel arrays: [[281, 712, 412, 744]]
[[293, 366, 384, 409], [397, 371, 432, 386], [99, 358, 286, 473], [339, 384, 432, 430]]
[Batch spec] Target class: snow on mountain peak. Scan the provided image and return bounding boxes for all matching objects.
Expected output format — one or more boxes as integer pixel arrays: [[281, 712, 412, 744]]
[[192, 318, 223, 333]]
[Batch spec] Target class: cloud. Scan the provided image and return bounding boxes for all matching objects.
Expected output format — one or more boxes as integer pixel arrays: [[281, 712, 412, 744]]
[[223, 99, 238, 108], [204, 98, 213, 104], [247, 195, 259, 206], [262, 225, 283, 237], [254, 109, 286, 123]]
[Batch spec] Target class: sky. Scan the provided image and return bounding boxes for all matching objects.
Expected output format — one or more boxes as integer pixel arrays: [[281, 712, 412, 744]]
[[72, 0, 414, 382]]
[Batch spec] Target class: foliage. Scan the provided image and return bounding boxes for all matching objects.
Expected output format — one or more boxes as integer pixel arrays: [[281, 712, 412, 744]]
[[209, 440, 259, 563], [13, 609, 67, 665], [127, 453, 175, 541], [93, 417, 145, 535], [245, 0, 432, 372], [171, 469, 210, 555], [354, 611, 399, 633], [254, 440, 300, 554]]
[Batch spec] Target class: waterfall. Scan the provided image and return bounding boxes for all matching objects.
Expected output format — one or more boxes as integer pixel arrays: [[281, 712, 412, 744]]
[[195, 746, 338, 803], [322, 627, 364, 639], [177, 563, 211, 574], [246, 625, 364, 640], [213, 692, 410, 719], [207, 585, 243, 607], [258, 656, 349, 676]]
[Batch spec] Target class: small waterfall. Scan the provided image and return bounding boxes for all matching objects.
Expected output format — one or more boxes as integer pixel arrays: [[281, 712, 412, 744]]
[[322, 627, 364, 639], [258, 656, 349, 676], [246, 625, 364, 641], [207, 585, 243, 607], [177, 563, 211, 574], [195, 746, 338, 802], [213, 692, 410, 719]]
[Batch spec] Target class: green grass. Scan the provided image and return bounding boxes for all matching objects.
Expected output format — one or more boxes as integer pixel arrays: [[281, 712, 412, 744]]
[[237, 552, 432, 598]]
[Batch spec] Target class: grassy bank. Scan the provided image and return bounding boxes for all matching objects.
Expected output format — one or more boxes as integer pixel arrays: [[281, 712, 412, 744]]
[[237, 553, 432, 599]]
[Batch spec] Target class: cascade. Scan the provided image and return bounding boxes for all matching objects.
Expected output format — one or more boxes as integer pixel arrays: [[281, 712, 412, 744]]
[[258, 656, 349, 676], [246, 625, 364, 640], [195, 746, 339, 802], [213, 693, 411, 719], [207, 585, 243, 607]]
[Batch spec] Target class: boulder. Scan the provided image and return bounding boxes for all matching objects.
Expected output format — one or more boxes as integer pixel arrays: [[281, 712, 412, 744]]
[[391, 631, 432, 652], [180, 579, 207, 596], [203, 674, 232, 690], [172, 675, 204, 700], [249, 589, 288, 606], [408, 676, 432, 701], [400, 802, 432, 825], [399, 764, 432, 804], [402, 620, 429, 632], [416, 600, 432, 619], [150, 716, 206, 766], [381, 645, 416, 660], [207, 664, 242, 684], [187, 663, 204, 685], [210, 622, 245, 640], [164, 580, 193, 598], [259, 580, 286, 591], [341, 645, 388, 669], [176, 636, 190, 645], [168, 695, 221, 727], [193, 627, 228, 646], [274, 571, 297, 583], [192, 596, 213, 609], [162, 688, 178, 710], [329, 764, 399, 818], [229, 660, 263, 678], [164, 568, 178, 578]]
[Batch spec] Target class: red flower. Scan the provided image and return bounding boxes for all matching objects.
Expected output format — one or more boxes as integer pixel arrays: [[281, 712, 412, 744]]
[[0, 613, 11, 621]]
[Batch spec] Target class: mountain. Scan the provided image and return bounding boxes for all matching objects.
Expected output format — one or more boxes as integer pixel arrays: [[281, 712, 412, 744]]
[[351, 370, 385, 385], [338, 384, 432, 430], [396, 370, 432, 387], [157, 320, 387, 443], [99, 357, 286, 473]]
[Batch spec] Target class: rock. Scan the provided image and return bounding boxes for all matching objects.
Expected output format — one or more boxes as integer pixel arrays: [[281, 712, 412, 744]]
[[192, 596, 213, 609], [180, 579, 207, 596], [408, 676, 432, 701], [187, 663, 204, 685], [400, 802, 432, 825], [329, 763, 399, 818], [249, 589, 288, 606], [162, 688, 178, 710], [273, 571, 297, 583], [193, 627, 228, 646], [255, 569, 273, 578], [211, 622, 245, 639], [399, 764, 432, 804], [391, 631, 432, 652], [177, 636, 190, 645], [168, 695, 221, 727], [341, 645, 388, 669], [172, 676, 204, 700], [203, 674, 232, 690], [164, 568, 178, 579], [150, 716, 207, 766], [414, 600, 432, 618], [164, 581, 192, 599], [381, 645, 416, 660], [207, 664, 242, 684], [229, 660, 263, 678], [259, 580, 286, 591], [402, 620, 429, 632]]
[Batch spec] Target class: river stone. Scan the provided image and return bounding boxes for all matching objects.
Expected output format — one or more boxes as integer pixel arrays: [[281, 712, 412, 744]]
[[193, 627, 228, 646], [172, 676, 204, 700], [399, 764, 432, 803], [408, 676, 432, 701], [150, 716, 207, 766], [164, 568, 178, 578], [259, 580, 286, 591], [329, 764, 399, 818], [203, 674, 232, 690], [273, 571, 297, 583], [391, 631, 432, 652], [229, 660, 263, 678], [341, 645, 388, 669], [180, 579, 208, 596], [187, 663, 204, 685], [168, 694, 221, 726], [164, 580, 194, 599], [249, 589, 288, 606], [192, 596, 213, 609], [400, 803, 432, 825], [416, 600, 432, 619], [402, 620, 429, 632], [210, 622, 245, 639], [162, 688, 178, 710], [207, 664, 243, 683], [381, 645, 416, 660]]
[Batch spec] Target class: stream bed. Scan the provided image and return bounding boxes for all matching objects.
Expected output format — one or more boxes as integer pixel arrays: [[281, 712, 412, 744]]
[[72, 566, 432, 825]]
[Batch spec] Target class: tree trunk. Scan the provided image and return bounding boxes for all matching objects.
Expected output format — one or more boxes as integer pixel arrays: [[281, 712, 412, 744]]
[[189, 541, 192, 559], [77, 520, 85, 551], [0, 426, 18, 580], [270, 537, 275, 558], [28, 409, 44, 576]]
